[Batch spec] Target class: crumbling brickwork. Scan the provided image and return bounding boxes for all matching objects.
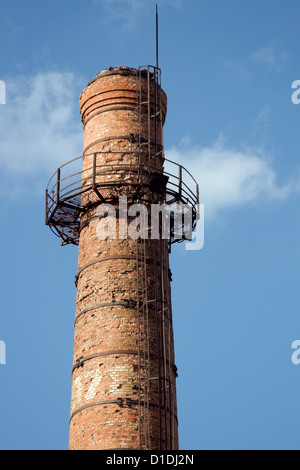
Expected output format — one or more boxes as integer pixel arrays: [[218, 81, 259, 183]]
[[68, 67, 179, 450]]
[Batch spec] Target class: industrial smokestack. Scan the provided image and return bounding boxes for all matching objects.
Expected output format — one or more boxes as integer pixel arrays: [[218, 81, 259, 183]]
[[46, 65, 199, 450]]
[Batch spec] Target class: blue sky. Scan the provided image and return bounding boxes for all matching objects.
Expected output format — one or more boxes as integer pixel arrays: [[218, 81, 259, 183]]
[[0, 0, 300, 450]]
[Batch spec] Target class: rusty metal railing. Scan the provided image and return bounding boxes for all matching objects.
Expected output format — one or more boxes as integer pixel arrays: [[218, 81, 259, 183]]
[[45, 152, 199, 245]]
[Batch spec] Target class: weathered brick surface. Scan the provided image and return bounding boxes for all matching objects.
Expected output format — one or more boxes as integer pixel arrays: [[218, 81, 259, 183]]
[[69, 67, 178, 450]]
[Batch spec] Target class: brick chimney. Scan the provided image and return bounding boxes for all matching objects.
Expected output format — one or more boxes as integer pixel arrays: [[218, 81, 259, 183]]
[[46, 65, 199, 451]]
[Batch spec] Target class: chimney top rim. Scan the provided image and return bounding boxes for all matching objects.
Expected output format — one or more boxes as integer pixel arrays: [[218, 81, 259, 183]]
[[85, 65, 162, 87]]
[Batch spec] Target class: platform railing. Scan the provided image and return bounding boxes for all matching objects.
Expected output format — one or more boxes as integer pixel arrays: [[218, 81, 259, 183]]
[[45, 152, 199, 245]]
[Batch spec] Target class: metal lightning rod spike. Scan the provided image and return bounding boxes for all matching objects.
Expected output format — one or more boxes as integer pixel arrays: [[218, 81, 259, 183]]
[[156, 4, 159, 70]]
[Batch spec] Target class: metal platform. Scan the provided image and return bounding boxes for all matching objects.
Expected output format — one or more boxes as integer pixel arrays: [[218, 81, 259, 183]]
[[45, 152, 199, 246]]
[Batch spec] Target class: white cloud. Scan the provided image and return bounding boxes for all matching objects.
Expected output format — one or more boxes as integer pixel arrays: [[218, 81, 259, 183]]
[[0, 71, 298, 223], [97, 0, 181, 30], [0, 72, 83, 195], [251, 47, 289, 71], [223, 59, 251, 82], [223, 47, 289, 83], [166, 140, 294, 220]]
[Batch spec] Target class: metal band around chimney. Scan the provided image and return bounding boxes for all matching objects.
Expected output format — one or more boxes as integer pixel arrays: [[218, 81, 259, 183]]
[[75, 254, 166, 287], [75, 255, 136, 286], [74, 300, 137, 324], [83, 134, 163, 156], [70, 399, 178, 424], [72, 349, 178, 377]]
